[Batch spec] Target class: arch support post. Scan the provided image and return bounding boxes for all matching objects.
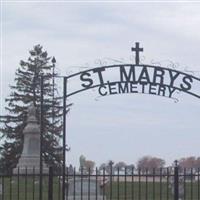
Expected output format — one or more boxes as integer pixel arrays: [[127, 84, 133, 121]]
[[39, 75, 44, 200], [62, 77, 67, 200]]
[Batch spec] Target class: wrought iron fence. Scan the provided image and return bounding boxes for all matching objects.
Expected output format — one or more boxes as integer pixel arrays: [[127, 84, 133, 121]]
[[0, 166, 200, 200]]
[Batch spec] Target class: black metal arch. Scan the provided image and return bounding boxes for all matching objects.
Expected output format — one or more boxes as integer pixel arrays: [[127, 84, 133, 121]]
[[59, 64, 200, 200]]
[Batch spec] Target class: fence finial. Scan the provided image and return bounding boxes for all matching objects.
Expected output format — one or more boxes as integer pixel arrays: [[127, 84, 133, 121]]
[[174, 160, 179, 167]]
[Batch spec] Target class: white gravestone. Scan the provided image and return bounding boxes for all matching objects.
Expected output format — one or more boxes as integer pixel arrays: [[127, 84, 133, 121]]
[[169, 175, 184, 200], [66, 178, 106, 200], [13, 104, 48, 174]]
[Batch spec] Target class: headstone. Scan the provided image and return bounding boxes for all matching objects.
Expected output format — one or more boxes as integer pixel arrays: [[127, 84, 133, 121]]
[[169, 175, 184, 200], [66, 178, 106, 200], [13, 104, 48, 174]]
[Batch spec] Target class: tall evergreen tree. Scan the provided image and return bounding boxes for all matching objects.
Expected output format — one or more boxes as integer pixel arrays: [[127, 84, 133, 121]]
[[0, 44, 68, 172]]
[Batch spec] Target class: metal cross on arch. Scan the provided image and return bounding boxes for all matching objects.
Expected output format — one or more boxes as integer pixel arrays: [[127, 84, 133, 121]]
[[131, 42, 143, 65]]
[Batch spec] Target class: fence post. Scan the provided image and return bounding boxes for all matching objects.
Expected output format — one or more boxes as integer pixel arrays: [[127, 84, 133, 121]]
[[109, 161, 113, 200], [174, 160, 179, 200], [48, 166, 53, 200], [0, 181, 2, 200]]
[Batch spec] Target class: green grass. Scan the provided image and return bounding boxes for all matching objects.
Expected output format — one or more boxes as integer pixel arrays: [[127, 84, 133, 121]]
[[1, 176, 61, 200], [0, 176, 199, 200], [106, 182, 199, 200]]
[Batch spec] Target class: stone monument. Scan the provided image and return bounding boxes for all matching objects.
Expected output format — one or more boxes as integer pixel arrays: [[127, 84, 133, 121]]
[[13, 104, 48, 174], [66, 178, 106, 200]]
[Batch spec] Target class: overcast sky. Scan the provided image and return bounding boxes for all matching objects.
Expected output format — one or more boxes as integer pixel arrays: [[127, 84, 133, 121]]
[[1, 1, 200, 167]]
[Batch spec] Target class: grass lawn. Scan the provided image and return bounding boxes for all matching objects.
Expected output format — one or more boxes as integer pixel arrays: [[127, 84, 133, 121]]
[[0, 176, 199, 200]]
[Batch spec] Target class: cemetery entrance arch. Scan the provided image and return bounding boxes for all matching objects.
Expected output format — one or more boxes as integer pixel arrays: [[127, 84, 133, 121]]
[[42, 43, 200, 200]]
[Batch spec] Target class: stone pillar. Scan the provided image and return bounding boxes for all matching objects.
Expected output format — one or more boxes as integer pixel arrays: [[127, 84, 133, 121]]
[[13, 104, 48, 174]]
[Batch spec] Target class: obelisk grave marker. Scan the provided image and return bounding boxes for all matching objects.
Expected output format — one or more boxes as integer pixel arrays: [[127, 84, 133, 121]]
[[13, 104, 48, 174]]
